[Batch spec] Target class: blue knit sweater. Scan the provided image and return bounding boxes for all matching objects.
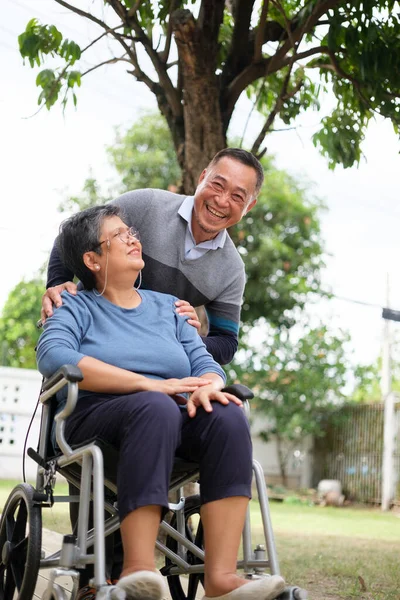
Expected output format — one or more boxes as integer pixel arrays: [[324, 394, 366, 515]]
[[36, 289, 226, 408]]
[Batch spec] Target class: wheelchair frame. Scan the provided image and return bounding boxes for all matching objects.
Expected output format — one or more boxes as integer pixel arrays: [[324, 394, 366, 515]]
[[0, 365, 307, 600]]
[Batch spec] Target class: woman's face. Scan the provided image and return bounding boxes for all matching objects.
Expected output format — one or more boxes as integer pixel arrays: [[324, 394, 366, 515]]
[[96, 215, 145, 277]]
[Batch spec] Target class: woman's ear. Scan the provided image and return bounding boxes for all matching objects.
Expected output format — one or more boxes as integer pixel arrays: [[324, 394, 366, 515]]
[[83, 251, 99, 273]]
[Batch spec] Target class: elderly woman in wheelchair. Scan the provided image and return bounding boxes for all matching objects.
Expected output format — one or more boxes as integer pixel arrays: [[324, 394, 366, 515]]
[[0, 204, 307, 600]]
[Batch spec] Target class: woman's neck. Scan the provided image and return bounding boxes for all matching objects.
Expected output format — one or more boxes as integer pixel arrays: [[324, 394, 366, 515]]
[[100, 284, 141, 308]]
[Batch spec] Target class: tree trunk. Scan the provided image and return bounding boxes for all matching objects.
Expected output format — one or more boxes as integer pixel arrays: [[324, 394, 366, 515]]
[[172, 9, 226, 194]]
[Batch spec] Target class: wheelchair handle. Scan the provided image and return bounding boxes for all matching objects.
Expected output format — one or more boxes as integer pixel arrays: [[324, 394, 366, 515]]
[[222, 383, 254, 401], [41, 365, 83, 393]]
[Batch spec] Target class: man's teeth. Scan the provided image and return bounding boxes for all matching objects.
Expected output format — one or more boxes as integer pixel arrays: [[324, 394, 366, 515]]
[[207, 206, 225, 218]]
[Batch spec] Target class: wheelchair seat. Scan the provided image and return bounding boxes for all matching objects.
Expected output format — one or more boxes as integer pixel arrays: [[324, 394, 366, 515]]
[[54, 437, 200, 504]]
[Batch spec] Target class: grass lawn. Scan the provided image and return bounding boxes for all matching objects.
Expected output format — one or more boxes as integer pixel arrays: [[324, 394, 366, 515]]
[[251, 501, 400, 600], [1, 480, 399, 599]]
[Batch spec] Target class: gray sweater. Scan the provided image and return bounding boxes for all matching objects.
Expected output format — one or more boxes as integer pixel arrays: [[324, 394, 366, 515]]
[[47, 189, 245, 364]]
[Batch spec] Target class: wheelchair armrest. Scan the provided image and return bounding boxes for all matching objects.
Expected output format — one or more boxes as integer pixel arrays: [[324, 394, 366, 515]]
[[222, 383, 254, 401], [41, 365, 83, 393]]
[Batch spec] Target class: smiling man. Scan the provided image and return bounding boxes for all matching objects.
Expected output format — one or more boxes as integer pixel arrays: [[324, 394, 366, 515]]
[[44, 148, 263, 366]]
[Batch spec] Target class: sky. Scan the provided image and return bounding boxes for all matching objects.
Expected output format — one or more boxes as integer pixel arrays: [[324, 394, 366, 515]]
[[1, 0, 400, 376]]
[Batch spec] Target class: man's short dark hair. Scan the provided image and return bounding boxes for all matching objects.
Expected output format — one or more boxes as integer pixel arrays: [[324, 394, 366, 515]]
[[208, 148, 264, 196], [58, 204, 122, 290]]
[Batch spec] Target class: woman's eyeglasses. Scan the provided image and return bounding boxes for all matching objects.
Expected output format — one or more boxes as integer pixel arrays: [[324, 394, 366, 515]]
[[112, 227, 140, 244], [95, 227, 140, 249]]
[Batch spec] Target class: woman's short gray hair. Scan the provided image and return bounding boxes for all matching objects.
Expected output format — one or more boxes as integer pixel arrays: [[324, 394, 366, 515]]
[[58, 204, 122, 290]]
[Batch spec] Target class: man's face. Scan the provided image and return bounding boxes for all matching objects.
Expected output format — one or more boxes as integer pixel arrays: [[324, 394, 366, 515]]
[[191, 157, 258, 243]]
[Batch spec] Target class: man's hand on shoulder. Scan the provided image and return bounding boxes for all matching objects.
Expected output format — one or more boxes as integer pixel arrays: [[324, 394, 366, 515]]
[[175, 300, 201, 332], [41, 282, 78, 322]]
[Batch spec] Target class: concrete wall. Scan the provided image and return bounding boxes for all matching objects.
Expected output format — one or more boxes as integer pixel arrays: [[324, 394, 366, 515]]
[[0, 366, 42, 480]]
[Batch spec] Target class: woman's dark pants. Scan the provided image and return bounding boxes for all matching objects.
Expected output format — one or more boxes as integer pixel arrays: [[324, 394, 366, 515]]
[[66, 391, 253, 585]]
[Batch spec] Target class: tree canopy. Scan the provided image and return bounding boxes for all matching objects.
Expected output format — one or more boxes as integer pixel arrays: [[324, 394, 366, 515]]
[[108, 112, 182, 192], [229, 323, 350, 484], [19, 1, 400, 192], [0, 276, 45, 369]]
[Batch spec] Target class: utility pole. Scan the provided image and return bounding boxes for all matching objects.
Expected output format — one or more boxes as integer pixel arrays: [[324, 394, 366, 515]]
[[381, 275, 395, 511]]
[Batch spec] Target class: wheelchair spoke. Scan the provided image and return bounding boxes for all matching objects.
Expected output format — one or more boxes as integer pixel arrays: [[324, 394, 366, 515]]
[[11, 503, 27, 546], [10, 538, 28, 557], [10, 560, 23, 591], [9, 536, 29, 587], [4, 569, 16, 600], [4, 512, 16, 543]]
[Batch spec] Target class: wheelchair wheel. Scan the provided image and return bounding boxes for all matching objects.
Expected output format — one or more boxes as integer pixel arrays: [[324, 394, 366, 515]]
[[0, 483, 42, 600], [166, 494, 204, 600]]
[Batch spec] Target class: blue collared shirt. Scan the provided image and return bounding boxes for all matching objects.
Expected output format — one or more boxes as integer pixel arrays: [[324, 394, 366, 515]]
[[178, 196, 227, 260]]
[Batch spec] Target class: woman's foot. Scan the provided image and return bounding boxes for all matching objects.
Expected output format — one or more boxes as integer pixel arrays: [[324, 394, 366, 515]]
[[116, 570, 166, 600], [202, 575, 286, 600]]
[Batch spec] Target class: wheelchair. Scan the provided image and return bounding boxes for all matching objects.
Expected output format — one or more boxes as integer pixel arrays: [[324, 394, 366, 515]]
[[0, 365, 307, 600]]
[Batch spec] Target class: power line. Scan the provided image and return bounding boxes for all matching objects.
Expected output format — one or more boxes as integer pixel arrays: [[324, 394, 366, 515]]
[[332, 295, 400, 323], [332, 294, 382, 309], [0, 40, 16, 52]]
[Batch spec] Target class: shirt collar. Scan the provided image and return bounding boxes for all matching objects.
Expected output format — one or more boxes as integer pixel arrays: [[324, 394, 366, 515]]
[[178, 196, 227, 249]]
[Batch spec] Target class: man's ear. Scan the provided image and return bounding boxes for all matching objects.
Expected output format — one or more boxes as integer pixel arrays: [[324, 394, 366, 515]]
[[198, 168, 207, 184], [244, 197, 257, 215], [83, 251, 98, 272]]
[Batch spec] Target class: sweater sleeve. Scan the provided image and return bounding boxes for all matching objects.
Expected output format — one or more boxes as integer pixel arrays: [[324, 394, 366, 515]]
[[203, 267, 245, 365], [176, 312, 226, 383], [47, 238, 74, 288], [36, 292, 89, 378], [202, 331, 238, 367]]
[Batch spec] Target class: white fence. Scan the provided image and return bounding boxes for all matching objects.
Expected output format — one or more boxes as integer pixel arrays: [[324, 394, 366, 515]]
[[0, 366, 42, 480], [0, 366, 312, 488]]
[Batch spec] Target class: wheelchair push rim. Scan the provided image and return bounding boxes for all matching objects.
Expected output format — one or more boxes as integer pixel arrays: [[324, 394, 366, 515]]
[[0, 483, 42, 600]]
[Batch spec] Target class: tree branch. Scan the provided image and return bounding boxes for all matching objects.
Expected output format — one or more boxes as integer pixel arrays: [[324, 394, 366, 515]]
[[198, 0, 225, 50], [54, 0, 181, 118], [270, 0, 341, 72], [55, 0, 159, 100], [251, 66, 302, 156], [222, 0, 256, 84], [224, 0, 341, 121], [81, 55, 129, 77], [53, 0, 138, 66], [104, 0, 127, 22], [278, 45, 331, 69], [127, 0, 142, 19], [80, 25, 125, 55], [159, 0, 179, 63], [254, 0, 270, 63], [126, 42, 159, 94], [128, 14, 182, 116], [271, 0, 297, 56], [315, 47, 378, 110]]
